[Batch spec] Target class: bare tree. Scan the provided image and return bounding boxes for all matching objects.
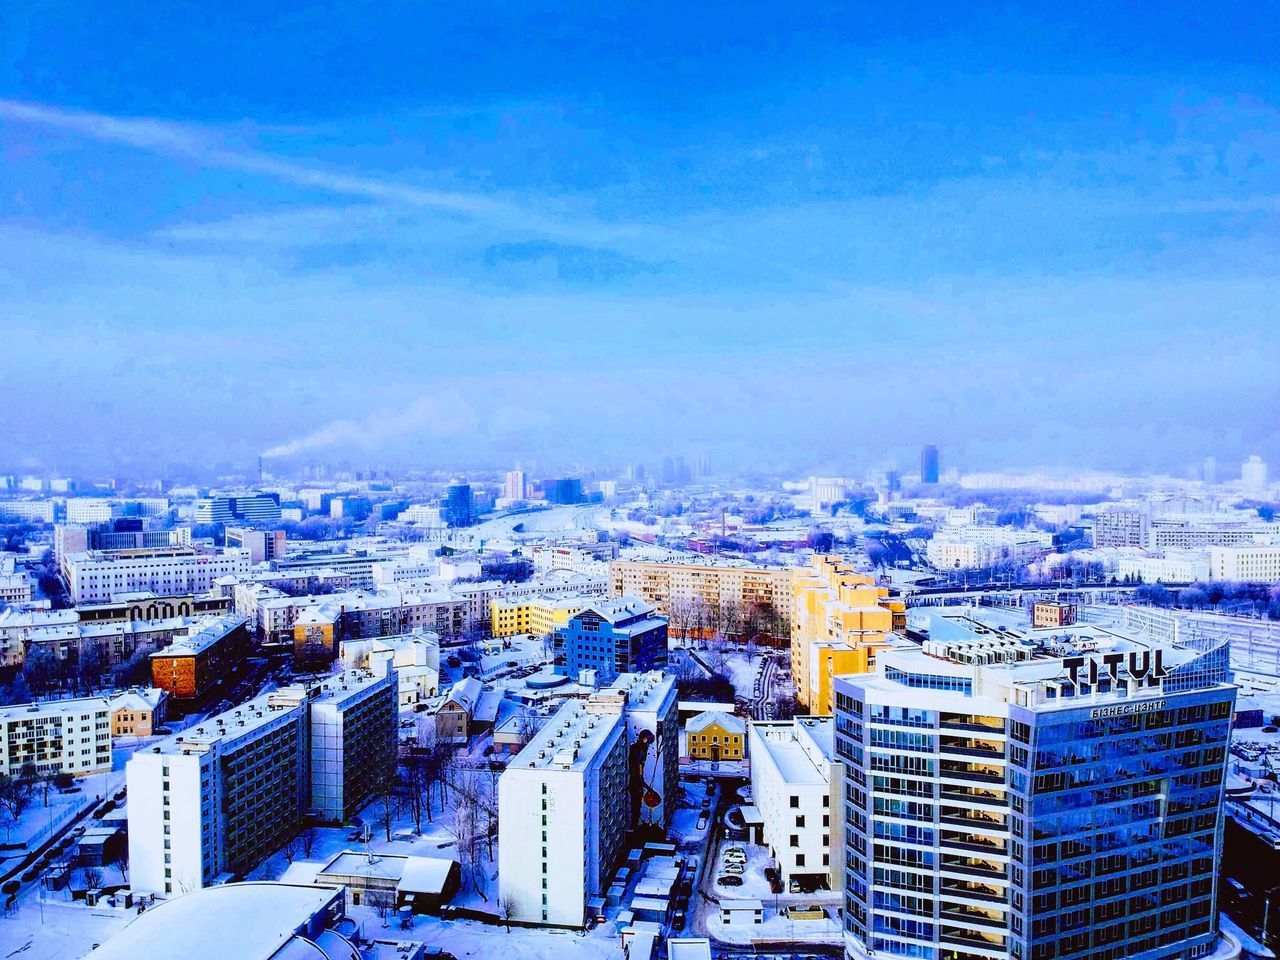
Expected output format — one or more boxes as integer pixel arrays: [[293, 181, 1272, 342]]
[[79, 865, 105, 890], [366, 887, 397, 927], [282, 833, 302, 864], [376, 771, 402, 842], [499, 892, 520, 930], [0, 773, 31, 823], [106, 844, 128, 884], [515, 710, 542, 748], [300, 827, 316, 858], [403, 759, 429, 834]]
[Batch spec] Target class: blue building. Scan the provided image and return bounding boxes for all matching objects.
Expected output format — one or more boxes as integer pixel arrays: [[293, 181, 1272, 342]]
[[554, 597, 669, 683], [547, 477, 585, 504], [442, 483, 474, 527], [920, 444, 940, 484]]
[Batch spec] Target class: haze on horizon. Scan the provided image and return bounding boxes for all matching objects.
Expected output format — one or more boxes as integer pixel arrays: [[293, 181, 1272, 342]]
[[1, 3, 1277, 477]]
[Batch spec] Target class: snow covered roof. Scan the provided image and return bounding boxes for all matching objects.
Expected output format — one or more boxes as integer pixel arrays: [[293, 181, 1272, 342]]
[[397, 855, 457, 895], [80, 882, 347, 960], [438, 676, 482, 714], [667, 940, 714, 960], [686, 711, 745, 735]]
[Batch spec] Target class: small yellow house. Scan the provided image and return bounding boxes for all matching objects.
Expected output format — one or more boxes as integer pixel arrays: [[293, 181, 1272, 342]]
[[686, 711, 747, 761]]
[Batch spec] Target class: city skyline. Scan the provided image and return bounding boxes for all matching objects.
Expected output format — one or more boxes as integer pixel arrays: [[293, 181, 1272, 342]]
[[3, 4, 1278, 472]]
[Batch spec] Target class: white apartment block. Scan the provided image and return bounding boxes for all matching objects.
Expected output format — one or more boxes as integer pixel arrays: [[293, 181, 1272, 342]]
[[749, 716, 842, 890], [65, 547, 252, 604], [601, 671, 680, 830], [1211, 545, 1280, 583], [128, 695, 308, 895], [128, 670, 397, 895], [272, 668, 397, 823], [927, 528, 1053, 570], [0, 696, 113, 777], [499, 696, 629, 927], [341, 632, 440, 708], [1114, 550, 1212, 584]]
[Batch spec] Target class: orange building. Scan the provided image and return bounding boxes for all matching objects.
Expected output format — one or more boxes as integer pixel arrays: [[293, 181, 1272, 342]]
[[150, 616, 248, 703]]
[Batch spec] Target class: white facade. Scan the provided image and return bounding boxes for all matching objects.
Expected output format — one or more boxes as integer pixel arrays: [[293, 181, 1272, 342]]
[[65, 498, 118, 524], [1211, 545, 1280, 583], [1242, 455, 1269, 493], [498, 697, 629, 927], [0, 696, 112, 777], [65, 547, 252, 604], [127, 696, 308, 895], [748, 717, 842, 888], [1114, 549, 1212, 584], [0, 500, 56, 523], [127, 670, 397, 894]]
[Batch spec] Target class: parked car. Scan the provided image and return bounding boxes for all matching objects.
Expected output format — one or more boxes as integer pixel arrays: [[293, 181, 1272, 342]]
[[672, 909, 687, 931], [764, 866, 783, 894], [789, 878, 802, 893], [717, 875, 743, 887], [723, 863, 745, 875], [724, 852, 747, 865], [696, 815, 708, 831]]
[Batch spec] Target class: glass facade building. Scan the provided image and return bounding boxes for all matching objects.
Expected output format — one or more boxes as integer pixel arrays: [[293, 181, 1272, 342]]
[[834, 610, 1235, 960]]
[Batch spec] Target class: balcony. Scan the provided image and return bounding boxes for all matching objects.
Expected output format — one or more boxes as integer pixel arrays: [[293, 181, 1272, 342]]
[[940, 883, 1007, 904], [940, 928, 1007, 950], [939, 714, 1005, 735], [940, 788, 1007, 808], [939, 763, 1005, 785], [939, 738, 1004, 759], [940, 832, 1007, 856], [939, 810, 1007, 831], [940, 908, 1007, 931], [940, 857, 1006, 879]]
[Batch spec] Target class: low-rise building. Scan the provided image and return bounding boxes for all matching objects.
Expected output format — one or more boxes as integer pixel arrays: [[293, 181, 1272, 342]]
[[150, 615, 249, 703], [685, 711, 746, 761], [434, 677, 482, 742], [1032, 600, 1078, 628], [748, 716, 842, 891], [109, 687, 168, 737]]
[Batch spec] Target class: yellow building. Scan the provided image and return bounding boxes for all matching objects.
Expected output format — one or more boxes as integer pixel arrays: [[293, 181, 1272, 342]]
[[490, 595, 593, 639], [791, 555, 906, 715], [685, 711, 747, 761]]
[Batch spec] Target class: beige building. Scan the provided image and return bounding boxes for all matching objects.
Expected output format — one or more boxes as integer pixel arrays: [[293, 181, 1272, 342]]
[[1211, 545, 1280, 582], [609, 556, 793, 640]]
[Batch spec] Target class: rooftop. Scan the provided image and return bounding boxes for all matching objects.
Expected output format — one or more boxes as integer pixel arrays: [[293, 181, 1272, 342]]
[[0, 695, 111, 723], [508, 697, 624, 772], [150, 614, 246, 658], [79, 882, 345, 960]]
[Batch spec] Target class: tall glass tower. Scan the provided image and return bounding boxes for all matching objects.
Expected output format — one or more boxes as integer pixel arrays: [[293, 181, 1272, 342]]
[[834, 608, 1235, 960]]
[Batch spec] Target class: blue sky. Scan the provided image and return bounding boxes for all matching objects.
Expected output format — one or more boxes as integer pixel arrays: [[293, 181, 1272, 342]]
[[1, 2, 1277, 475]]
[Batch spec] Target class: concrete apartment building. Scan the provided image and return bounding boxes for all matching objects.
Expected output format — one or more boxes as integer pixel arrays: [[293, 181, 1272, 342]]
[[834, 608, 1235, 960], [0, 695, 113, 777], [128, 668, 397, 895], [600, 671, 680, 830], [553, 596, 669, 684], [790, 555, 905, 715], [609, 555, 793, 632], [225, 527, 287, 564], [749, 716, 842, 891], [63, 546, 252, 604], [498, 695, 629, 927], [149, 615, 249, 703], [271, 668, 397, 823]]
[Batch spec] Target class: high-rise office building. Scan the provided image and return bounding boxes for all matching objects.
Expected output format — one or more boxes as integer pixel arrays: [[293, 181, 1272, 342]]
[[442, 483, 474, 527], [834, 608, 1235, 960], [921, 445, 940, 485]]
